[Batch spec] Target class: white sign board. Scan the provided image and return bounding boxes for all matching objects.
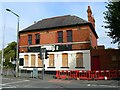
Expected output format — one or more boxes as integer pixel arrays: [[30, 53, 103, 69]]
[[41, 45, 55, 51]]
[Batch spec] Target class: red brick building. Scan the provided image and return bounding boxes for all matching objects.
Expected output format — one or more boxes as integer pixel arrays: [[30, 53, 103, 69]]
[[19, 6, 120, 72], [19, 6, 98, 52]]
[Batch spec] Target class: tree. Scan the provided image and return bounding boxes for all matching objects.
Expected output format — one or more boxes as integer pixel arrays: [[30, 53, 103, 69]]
[[103, 2, 120, 44], [3, 41, 17, 68]]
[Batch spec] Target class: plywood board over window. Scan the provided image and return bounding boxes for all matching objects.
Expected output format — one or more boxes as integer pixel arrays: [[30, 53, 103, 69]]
[[76, 53, 83, 67], [24, 55, 29, 66], [49, 54, 54, 67], [31, 54, 36, 67], [62, 53, 68, 67], [38, 54, 42, 67]]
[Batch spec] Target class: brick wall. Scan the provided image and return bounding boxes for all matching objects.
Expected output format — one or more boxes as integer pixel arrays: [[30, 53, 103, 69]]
[[19, 25, 97, 52], [91, 49, 120, 70]]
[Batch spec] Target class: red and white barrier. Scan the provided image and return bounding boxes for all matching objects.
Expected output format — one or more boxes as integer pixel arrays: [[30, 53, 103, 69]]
[[55, 70, 119, 80]]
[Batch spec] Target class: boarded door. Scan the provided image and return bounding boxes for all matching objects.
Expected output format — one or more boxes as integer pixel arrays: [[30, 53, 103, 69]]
[[92, 56, 100, 70], [24, 55, 29, 66], [62, 53, 68, 67], [31, 54, 36, 67]]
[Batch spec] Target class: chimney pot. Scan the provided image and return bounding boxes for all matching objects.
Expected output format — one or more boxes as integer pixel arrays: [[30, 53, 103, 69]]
[[34, 21, 36, 24], [87, 6, 95, 29]]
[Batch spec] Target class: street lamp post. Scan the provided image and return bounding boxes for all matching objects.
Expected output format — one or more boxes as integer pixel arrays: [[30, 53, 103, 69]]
[[1, 19, 5, 76], [6, 9, 19, 77]]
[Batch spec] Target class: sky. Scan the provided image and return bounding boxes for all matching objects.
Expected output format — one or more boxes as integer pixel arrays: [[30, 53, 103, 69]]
[[0, 2, 119, 50]]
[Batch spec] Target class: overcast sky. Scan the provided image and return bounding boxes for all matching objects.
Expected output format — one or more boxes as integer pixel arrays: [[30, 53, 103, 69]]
[[0, 2, 119, 50]]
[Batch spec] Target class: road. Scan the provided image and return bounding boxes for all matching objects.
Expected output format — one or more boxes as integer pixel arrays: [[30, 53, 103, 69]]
[[1, 75, 120, 90]]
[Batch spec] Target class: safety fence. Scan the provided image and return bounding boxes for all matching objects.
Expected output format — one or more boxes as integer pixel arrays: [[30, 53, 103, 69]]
[[56, 70, 120, 80], [2, 68, 39, 78], [2, 68, 55, 79]]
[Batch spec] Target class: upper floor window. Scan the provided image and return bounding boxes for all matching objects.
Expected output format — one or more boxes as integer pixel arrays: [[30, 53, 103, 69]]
[[35, 34, 40, 44], [67, 30, 72, 50], [67, 30, 72, 42], [28, 34, 32, 45], [58, 31, 63, 43]]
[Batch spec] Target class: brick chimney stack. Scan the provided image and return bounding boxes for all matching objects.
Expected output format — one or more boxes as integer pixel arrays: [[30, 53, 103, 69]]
[[87, 6, 95, 29]]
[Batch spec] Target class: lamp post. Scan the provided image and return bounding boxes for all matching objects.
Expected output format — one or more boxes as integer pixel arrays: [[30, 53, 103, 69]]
[[6, 9, 19, 77], [1, 17, 5, 76]]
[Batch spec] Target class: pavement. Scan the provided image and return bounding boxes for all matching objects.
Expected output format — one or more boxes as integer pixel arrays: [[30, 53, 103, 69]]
[[1, 74, 120, 90]]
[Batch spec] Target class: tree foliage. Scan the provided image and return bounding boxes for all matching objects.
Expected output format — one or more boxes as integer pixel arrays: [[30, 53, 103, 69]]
[[2, 41, 17, 68], [103, 1, 120, 44]]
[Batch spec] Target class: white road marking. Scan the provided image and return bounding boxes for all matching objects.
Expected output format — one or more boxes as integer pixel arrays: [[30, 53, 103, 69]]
[[2, 78, 27, 81], [2, 78, 14, 80], [2, 85, 16, 88], [48, 79, 71, 84], [2, 80, 30, 86], [2, 87, 15, 88], [0, 84, 16, 88], [87, 84, 119, 88]]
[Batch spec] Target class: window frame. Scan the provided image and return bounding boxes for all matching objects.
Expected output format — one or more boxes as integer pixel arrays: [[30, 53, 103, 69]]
[[31, 54, 36, 67], [35, 34, 40, 44], [48, 54, 55, 67], [67, 30, 72, 50], [28, 34, 32, 45], [24, 55, 29, 67], [67, 30, 72, 42], [58, 31, 63, 43], [75, 53, 84, 68], [61, 53, 69, 68]]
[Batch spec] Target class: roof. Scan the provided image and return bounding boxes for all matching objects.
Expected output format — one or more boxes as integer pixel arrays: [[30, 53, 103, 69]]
[[20, 15, 98, 38]]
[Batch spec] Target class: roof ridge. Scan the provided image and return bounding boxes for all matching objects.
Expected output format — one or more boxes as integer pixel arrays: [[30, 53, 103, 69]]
[[42, 15, 71, 21], [20, 14, 90, 33]]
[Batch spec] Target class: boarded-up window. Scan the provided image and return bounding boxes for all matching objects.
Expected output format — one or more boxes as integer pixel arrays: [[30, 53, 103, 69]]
[[38, 54, 42, 67], [24, 55, 29, 66], [76, 53, 83, 67], [49, 54, 54, 67], [62, 53, 68, 67], [31, 54, 36, 67]]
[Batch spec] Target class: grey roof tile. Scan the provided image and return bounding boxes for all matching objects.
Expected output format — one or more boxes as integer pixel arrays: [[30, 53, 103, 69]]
[[21, 15, 89, 31], [20, 15, 98, 38]]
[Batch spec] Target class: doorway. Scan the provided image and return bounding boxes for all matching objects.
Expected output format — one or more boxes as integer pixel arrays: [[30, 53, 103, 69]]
[[91, 56, 100, 70]]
